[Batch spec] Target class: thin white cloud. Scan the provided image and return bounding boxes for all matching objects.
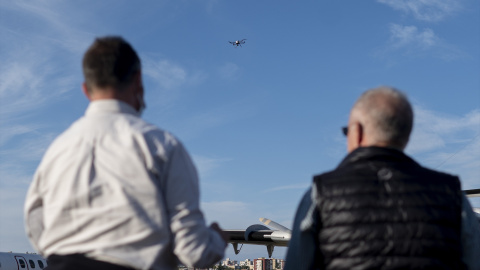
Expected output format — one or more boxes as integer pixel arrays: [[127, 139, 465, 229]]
[[1, 1, 92, 54], [192, 155, 232, 179], [0, 2, 91, 126], [143, 59, 188, 90], [0, 125, 40, 146], [0, 56, 60, 118], [0, 130, 56, 188], [414, 106, 480, 134], [142, 56, 207, 109], [265, 184, 310, 193], [406, 105, 480, 187], [0, 134, 54, 164], [377, 0, 462, 22], [389, 24, 439, 50], [375, 23, 464, 61]]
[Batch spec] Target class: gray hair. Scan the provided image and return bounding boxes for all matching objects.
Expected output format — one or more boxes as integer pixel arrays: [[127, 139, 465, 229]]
[[351, 86, 413, 149]]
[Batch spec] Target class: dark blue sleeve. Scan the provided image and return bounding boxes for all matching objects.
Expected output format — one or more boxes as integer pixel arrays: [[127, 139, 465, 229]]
[[460, 194, 480, 269], [284, 187, 321, 270]]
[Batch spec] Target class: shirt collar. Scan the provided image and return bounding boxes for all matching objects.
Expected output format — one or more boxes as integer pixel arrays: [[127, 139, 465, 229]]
[[85, 99, 141, 117]]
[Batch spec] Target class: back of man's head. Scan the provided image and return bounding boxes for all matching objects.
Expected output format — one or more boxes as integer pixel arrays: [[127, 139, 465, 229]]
[[82, 36, 141, 93], [351, 86, 413, 150]]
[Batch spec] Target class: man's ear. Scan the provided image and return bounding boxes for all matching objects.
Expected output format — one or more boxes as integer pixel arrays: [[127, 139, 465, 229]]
[[357, 123, 364, 146], [347, 122, 363, 153], [134, 71, 143, 94], [82, 83, 92, 101]]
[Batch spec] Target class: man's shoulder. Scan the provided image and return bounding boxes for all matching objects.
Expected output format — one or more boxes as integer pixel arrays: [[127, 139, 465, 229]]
[[313, 168, 337, 180], [312, 165, 355, 184], [37, 118, 86, 164], [45, 115, 182, 157], [95, 113, 179, 146], [415, 164, 459, 179], [132, 119, 181, 148]]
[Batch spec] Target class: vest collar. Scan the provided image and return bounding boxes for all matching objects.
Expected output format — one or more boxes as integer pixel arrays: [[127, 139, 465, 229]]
[[337, 147, 418, 169]]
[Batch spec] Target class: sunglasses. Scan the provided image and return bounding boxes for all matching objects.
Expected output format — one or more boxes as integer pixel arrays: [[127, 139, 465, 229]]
[[342, 126, 348, 136]]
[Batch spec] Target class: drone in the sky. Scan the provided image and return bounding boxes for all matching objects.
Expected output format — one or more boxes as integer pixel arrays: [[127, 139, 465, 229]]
[[229, 39, 247, 47]]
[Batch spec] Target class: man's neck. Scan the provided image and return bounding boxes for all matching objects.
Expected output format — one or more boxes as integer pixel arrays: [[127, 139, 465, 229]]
[[87, 87, 137, 111]]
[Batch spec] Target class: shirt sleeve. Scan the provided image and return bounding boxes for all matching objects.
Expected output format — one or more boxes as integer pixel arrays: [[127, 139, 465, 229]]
[[163, 142, 226, 268], [284, 187, 321, 270], [24, 170, 45, 253], [460, 194, 480, 270]]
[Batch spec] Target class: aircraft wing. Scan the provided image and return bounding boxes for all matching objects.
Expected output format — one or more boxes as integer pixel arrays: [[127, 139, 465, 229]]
[[225, 218, 290, 258], [465, 189, 480, 220], [465, 189, 480, 198]]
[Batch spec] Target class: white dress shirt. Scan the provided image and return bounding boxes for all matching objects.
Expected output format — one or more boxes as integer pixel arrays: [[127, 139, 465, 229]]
[[25, 100, 226, 269]]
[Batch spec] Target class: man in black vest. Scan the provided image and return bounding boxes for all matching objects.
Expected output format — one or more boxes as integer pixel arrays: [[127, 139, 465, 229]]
[[284, 86, 480, 270]]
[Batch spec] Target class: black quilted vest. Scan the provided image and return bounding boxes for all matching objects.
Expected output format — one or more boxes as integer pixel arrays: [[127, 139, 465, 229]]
[[313, 147, 464, 270]]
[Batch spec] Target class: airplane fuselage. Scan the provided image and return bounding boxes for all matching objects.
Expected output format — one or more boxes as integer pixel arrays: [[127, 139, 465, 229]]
[[0, 252, 47, 270]]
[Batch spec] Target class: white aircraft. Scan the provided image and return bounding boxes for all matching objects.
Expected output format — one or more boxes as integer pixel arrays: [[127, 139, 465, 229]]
[[0, 252, 47, 270], [225, 217, 291, 258], [226, 189, 480, 258]]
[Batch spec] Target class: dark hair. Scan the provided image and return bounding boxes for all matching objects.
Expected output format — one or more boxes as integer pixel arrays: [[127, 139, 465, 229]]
[[82, 36, 141, 92]]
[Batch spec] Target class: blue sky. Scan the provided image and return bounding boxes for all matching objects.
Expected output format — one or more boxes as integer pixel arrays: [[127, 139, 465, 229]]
[[1, 0, 479, 261]]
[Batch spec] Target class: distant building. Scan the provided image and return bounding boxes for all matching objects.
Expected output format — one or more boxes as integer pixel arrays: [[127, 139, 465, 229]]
[[239, 258, 254, 270], [222, 257, 237, 268], [254, 257, 271, 270], [177, 266, 212, 270], [215, 257, 284, 270], [271, 258, 285, 269]]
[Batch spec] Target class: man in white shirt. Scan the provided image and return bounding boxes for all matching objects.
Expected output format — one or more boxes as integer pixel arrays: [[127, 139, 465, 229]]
[[25, 36, 228, 270]]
